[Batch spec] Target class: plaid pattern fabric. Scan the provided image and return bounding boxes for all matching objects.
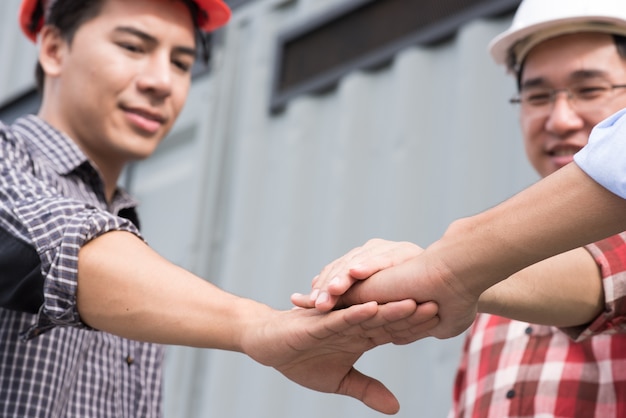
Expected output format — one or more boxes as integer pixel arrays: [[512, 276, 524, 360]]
[[0, 116, 164, 417], [450, 233, 626, 418]]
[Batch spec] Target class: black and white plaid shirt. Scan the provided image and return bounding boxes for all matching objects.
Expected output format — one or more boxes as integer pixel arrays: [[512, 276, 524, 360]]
[[0, 115, 164, 417]]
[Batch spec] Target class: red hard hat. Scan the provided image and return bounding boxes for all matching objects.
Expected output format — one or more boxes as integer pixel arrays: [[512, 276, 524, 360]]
[[19, 0, 231, 43]]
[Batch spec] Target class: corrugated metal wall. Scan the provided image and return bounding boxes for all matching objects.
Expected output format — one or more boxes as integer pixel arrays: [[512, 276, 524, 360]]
[[0, 0, 39, 105], [1, 0, 539, 417]]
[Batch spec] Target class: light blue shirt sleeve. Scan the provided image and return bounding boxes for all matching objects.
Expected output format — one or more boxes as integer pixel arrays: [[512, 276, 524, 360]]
[[574, 107, 626, 199]]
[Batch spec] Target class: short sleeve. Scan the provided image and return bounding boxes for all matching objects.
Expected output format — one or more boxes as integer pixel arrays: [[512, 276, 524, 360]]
[[562, 233, 626, 341], [0, 122, 143, 339], [574, 107, 626, 199]]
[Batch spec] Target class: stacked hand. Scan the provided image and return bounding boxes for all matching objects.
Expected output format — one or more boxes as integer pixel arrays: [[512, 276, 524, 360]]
[[291, 238, 480, 340], [246, 298, 438, 414], [292, 239, 423, 311]]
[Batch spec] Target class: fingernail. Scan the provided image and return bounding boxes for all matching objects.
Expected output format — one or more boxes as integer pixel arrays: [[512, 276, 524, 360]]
[[316, 291, 329, 305], [329, 276, 339, 287], [310, 289, 319, 301]]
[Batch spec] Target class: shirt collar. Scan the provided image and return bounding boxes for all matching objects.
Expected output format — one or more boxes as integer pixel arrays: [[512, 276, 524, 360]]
[[12, 114, 89, 176], [11, 115, 139, 210]]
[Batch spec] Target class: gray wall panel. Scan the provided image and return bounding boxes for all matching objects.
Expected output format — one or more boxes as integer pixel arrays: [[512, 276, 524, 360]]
[[150, 1, 537, 417], [0, 0, 38, 106]]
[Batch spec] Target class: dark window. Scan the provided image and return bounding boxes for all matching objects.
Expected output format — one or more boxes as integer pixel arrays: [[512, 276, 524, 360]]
[[271, 0, 521, 112]]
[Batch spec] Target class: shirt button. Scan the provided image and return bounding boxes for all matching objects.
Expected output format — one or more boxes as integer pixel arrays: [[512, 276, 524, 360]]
[[126, 355, 135, 366], [525, 326, 533, 335], [506, 389, 516, 399]]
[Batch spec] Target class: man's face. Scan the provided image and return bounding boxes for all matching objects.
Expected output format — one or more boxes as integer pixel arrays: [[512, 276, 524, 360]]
[[519, 32, 626, 178], [43, 0, 196, 173]]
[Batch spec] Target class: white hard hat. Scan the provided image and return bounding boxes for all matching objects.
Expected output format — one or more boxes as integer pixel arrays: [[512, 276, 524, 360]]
[[489, 0, 626, 71]]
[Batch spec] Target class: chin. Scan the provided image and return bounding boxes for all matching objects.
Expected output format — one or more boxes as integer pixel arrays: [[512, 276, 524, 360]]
[[132, 148, 159, 161], [117, 144, 160, 162]]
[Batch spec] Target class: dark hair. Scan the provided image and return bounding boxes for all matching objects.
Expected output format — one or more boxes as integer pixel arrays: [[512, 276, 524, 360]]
[[615, 34, 626, 60], [516, 33, 626, 91], [34, 0, 209, 93]]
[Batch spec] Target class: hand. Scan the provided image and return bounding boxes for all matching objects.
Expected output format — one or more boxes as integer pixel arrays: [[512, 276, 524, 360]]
[[242, 299, 438, 415], [291, 239, 423, 311], [339, 252, 479, 340]]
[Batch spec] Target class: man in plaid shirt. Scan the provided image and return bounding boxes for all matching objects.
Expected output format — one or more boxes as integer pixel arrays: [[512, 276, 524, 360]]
[[449, 1, 626, 416], [0, 0, 438, 416], [294, 0, 626, 416]]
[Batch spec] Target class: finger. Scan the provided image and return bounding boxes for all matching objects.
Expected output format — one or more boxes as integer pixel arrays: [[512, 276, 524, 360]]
[[342, 262, 418, 307], [323, 240, 397, 296], [339, 299, 418, 338], [290, 292, 316, 308], [315, 246, 364, 287], [359, 299, 419, 329], [312, 239, 397, 303], [352, 301, 439, 345], [331, 240, 419, 282], [307, 301, 380, 340], [338, 368, 400, 415], [325, 275, 358, 297], [311, 274, 320, 287], [311, 248, 365, 300], [339, 300, 419, 335], [314, 290, 342, 312], [312, 240, 422, 311], [381, 301, 438, 332], [386, 316, 439, 345]]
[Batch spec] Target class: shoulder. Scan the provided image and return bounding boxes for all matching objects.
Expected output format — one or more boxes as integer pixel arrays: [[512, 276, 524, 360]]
[[0, 118, 29, 149], [0, 118, 38, 179]]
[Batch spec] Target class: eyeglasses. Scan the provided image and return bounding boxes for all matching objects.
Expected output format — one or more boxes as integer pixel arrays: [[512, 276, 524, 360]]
[[510, 79, 626, 115]]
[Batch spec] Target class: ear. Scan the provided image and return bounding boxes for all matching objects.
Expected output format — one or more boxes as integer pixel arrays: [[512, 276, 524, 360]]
[[38, 25, 68, 79]]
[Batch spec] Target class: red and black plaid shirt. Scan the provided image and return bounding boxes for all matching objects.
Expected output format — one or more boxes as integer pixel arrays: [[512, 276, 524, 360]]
[[450, 233, 626, 418]]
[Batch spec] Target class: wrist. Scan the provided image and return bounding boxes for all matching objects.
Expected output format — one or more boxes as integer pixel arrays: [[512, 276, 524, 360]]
[[429, 214, 523, 300], [231, 298, 274, 356]]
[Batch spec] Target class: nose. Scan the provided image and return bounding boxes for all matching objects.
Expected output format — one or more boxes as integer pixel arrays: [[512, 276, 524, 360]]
[[544, 92, 584, 136], [136, 53, 172, 100]]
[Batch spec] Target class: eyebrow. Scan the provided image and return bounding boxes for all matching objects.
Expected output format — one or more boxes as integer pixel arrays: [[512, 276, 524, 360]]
[[113, 26, 197, 57], [521, 69, 610, 90]]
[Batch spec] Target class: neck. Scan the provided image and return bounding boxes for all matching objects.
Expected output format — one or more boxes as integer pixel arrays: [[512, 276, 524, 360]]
[[96, 163, 124, 203], [37, 106, 124, 203]]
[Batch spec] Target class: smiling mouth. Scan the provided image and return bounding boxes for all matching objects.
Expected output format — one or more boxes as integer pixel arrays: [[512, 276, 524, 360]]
[[123, 107, 167, 135], [123, 106, 166, 124], [547, 145, 582, 158], [548, 147, 581, 157]]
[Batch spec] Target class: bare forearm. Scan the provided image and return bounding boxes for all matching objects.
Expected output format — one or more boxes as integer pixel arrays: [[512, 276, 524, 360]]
[[323, 164, 626, 340], [432, 163, 626, 299], [478, 247, 604, 327], [76, 230, 270, 350]]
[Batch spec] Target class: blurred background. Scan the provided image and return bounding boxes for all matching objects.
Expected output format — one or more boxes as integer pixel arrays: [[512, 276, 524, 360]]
[[0, 0, 536, 416]]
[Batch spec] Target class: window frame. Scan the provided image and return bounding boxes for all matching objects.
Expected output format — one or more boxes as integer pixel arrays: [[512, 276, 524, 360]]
[[270, 0, 521, 113]]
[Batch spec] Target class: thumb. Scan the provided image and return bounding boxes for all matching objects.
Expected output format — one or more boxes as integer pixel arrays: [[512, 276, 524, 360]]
[[339, 368, 400, 415]]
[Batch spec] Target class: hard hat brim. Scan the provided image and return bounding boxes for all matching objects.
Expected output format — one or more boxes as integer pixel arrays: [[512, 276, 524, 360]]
[[489, 15, 626, 69]]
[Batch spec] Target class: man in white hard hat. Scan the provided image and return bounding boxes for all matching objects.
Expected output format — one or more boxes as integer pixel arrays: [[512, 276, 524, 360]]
[[450, 1, 626, 416], [293, 0, 626, 416], [0, 0, 438, 416]]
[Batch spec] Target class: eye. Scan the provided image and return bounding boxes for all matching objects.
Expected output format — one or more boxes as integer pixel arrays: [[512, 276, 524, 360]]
[[522, 90, 551, 106], [172, 59, 192, 73], [118, 42, 144, 54], [573, 85, 609, 100]]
